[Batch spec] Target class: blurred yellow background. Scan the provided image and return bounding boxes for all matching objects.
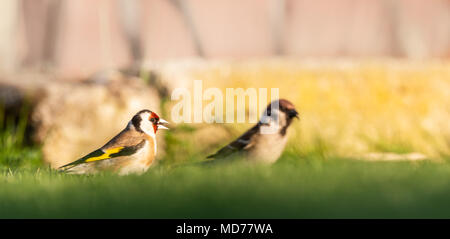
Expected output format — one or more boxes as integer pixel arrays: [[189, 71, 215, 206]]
[[156, 59, 450, 162]]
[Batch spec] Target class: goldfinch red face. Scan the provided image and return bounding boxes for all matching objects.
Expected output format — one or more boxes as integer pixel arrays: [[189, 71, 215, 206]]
[[148, 111, 169, 133], [132, 110, 168, 136]]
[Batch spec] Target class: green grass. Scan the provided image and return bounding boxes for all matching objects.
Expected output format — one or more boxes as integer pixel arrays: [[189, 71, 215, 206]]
[[1, 107, 450, 218], [1, 155, 450, 218], [0, 106, 42, 169]]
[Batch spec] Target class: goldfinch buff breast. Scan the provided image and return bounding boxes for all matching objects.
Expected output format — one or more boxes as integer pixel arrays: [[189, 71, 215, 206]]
[[59, 110, 168, 175]]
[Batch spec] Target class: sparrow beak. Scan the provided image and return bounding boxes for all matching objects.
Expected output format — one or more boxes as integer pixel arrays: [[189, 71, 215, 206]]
[[289, 110, 299, 119], [157, 118, 169, 130]]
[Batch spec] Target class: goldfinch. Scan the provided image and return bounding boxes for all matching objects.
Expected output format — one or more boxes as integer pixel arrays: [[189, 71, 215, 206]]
[[59, 109, 168, 175], [206, 99, 299, 164]]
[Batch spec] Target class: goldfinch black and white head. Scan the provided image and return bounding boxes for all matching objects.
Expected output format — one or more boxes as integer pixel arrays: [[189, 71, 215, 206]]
[[207, 99, 299, 163], [59, 109, 168, 175], [130, 109, 169, 136]]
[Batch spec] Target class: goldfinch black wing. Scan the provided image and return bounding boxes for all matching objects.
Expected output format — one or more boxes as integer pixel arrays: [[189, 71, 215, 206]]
[[59, 140, 146, 171], [206, 124, 259, 159]]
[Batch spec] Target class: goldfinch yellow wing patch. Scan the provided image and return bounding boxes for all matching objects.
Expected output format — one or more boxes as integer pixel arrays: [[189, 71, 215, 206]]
[[59, 140, 146, 170], [84, 147, 124, 163]]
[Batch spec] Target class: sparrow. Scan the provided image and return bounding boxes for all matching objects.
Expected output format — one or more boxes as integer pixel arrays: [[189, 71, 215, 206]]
[[206, 99, 299, 164], [59, 109, 168, 175]]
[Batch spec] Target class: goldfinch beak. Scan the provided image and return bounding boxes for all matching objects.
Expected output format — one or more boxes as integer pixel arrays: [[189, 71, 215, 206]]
[[157, 118, 169, 130]]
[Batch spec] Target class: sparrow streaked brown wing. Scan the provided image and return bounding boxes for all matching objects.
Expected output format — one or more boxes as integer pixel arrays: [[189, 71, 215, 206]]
[[206, 124, 259, 160]]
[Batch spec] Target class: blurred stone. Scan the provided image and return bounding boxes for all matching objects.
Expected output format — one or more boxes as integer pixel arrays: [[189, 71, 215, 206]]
[[0, 84, 23, 111], [0, 0, 20, 72], [0, 71, 165, 168], [174, 0, 275, 58], [52, 0, 132, 78], [140, 0, 199, 61]]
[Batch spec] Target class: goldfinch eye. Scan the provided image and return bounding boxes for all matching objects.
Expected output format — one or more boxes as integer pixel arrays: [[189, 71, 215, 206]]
[[150, 118, 156, 123]]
